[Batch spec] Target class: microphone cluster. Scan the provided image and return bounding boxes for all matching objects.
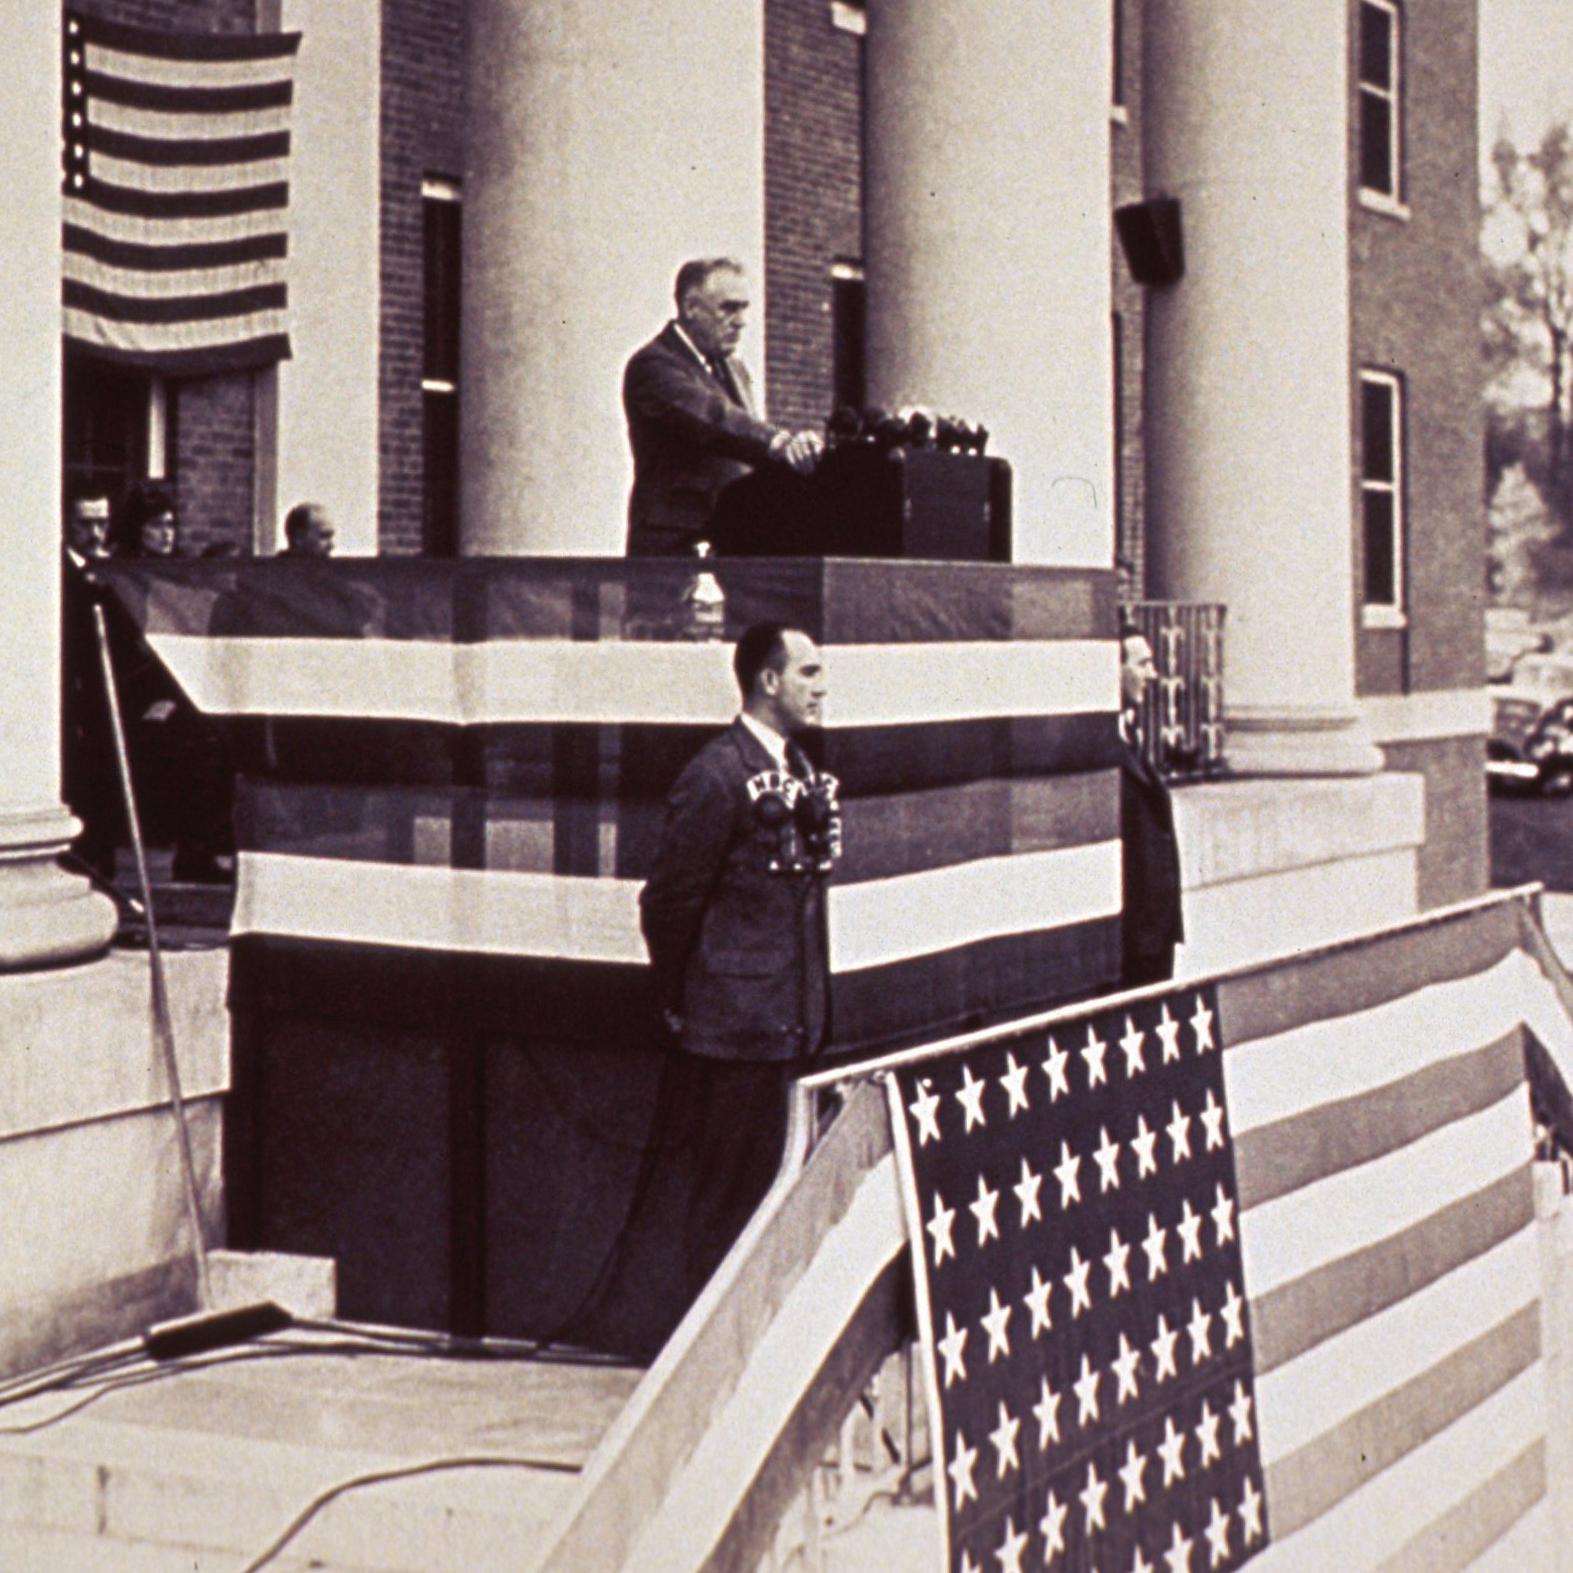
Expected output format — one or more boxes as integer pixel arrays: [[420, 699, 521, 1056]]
[[825, 405, 990, 455], [746, 770, 843, 874]]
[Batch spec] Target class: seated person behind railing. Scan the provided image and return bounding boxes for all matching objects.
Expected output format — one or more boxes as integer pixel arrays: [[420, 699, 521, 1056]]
[[280, 501, 335, 558], [1120, 626, 1184, 988], [115, 483, 179, 559]]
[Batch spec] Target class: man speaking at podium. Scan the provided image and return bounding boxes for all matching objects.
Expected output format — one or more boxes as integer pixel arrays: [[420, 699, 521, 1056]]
[[623, 258, 822, 556]]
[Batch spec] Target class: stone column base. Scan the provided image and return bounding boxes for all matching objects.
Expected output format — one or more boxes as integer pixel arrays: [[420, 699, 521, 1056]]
[[1224, 705, 1385, 777], [0, 807, 118, 969]]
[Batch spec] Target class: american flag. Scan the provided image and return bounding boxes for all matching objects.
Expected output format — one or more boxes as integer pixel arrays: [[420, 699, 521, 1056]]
[[889, 892, 1564, 1571], [890, 986, 1267, 1573], [61, 10, 300, 375]]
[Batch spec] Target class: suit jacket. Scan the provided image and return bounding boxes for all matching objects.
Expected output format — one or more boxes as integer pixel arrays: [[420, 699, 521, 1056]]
[[640, 721, 829, 1061], [623, 323, 783, 556], [1120, 742, 1184, 969]]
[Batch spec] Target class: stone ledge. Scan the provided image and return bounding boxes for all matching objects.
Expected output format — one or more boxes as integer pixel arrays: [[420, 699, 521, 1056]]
[[0, 947, 228, 1142], [1173, 771, 1424, 890]]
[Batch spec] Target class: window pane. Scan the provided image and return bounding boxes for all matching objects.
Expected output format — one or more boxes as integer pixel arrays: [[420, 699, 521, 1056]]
[[1359, 92, 1394, 194], [423, 389, 459, 558], [832, 273, 866, 413], [1362, 379, 1394, 482], [423, 197, 462, 384], [1364, 492, 1396, 604], [1359, 2, 1392, 90]]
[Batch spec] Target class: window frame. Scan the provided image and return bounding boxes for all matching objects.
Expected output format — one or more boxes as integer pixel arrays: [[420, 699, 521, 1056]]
[[421, 176, 462, 558], [1359, 367, 1406, 629], [1356, 0, 1406, 216]]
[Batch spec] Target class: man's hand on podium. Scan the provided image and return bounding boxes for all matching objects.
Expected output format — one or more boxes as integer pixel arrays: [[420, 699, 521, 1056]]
[[771, 430, 825, 475]]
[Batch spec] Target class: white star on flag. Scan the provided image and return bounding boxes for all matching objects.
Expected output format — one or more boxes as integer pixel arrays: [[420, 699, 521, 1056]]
[[1082, 1023, 1109, 1088], [927, 1191, 956, 1265], [1159, 1415, 1187, 1485], [1094, 1125, 1122, 1192], [1120, 1014, 1147, 1076], [1105, 1227, 1132, 1298], [1177, 1198, 1204, 1262], [1112, 1331, 1142, 1403], [1205, 1497, 1231, 1567], [1195, 1398, 1223, 1466], [1229, 1380, 1255, 1444], [1040, 1489, 1068, 1558], [1054, 1141, 1083, 1208], [1239, 1476, 1265, 1544], [1220, 1280, 1245, 1348], [961, 1551, 980, 1573], [1156, 1000, 1182, 1061], [949, 1429, 979, 1507], [907, 1079, 942, 1145], [1165, 1517, 1195, 1573], [991, 1400, 1022, 1477], [1143, 1212, 1169, 1281], [1024, 1265, 1054, 1336], [1074, 1352, 1101, 1426], [1041, 1037, 1070, 1101], [1130, 1112, 1159, 1177], [970, 1173, 1001, 1246], [982, 1287, 1013, 1362], [999, 1050, 1030, 1117], [1200, 1087, 1226, 1149], [1080, 1460, 1109, 1533], [1190, 994, 1215, 1052], [1188, 1297, 1214, 1364], [938, 1310, 969, 1387], [995, 1516, 1028, 1573], [956, 1064, 988, 1130], [1014, 1157, 1043, 1226], [1064, 1246, 1093, 1317], [1212, 1183, 1236, 1246], [1132, 1547, 1155, 1573], [1167, 1099, 1193, 1163], [1119, 1437, 1149, 1510], [1034, 1375, 1062, 1448], [1151, 1311, 1179, 1382]]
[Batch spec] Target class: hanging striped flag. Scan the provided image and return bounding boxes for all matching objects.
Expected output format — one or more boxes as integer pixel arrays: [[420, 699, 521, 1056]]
[[886, 891, 1568, 1572], [60, 10, 300, 375]]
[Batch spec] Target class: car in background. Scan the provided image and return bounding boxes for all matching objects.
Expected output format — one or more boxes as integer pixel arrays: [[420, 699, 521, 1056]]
[[1490, 651, 1573, 794]]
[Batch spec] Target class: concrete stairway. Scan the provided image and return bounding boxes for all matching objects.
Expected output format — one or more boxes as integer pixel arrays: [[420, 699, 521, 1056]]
[[0, 1324, 640, 1572]]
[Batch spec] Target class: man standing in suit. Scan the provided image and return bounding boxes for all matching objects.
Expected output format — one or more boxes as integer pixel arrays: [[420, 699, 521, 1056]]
[[623, 259, 823, 556], [1120, 627, 1185, 986], [639, 622, 837, 1295]]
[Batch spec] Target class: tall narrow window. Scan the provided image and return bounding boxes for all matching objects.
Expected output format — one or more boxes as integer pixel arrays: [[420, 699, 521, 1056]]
[[1358, 0, 1401, 203], [1360, 370, 1404, 624], [422, 177, 462, 558], [1112, 0, 1125, 110], [831, 259, 866, 414]]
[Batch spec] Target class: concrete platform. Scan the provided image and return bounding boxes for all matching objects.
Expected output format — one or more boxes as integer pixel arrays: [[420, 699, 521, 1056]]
[[0, 1323, 640, 1572]]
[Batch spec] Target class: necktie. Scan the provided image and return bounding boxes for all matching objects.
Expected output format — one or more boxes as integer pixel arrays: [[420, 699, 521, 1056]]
[[785, 740, 813, 782], [711, 356, 739, 404]]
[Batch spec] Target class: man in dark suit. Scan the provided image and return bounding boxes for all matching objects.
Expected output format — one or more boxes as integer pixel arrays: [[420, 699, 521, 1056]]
[[1120, 628, 1185, 987], [639, 622, 837, 1296], [623, 259, 823, 556]]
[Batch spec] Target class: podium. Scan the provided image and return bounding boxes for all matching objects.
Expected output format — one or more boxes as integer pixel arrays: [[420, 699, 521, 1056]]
[[709, 444, 1012, 561]]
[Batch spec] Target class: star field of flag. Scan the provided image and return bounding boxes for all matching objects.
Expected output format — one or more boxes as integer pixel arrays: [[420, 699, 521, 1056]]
[[888, 986, 1268, 1573]]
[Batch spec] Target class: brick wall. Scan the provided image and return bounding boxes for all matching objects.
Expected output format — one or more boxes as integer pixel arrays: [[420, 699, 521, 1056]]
[[378, 0, 466, 555], [1349, 0, 1485, 696], [763, 0, 864, 433], [74, 0, 262, 555]]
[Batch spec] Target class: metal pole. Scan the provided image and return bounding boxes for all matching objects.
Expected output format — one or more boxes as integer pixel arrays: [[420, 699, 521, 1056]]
[[92, 604, 213, 1309]]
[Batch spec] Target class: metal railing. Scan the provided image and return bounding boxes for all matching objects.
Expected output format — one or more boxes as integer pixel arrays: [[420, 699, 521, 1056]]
[[1122, 600, 1227, 780]]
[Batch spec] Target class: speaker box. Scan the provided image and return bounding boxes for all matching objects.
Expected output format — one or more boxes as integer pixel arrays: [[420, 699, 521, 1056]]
[[1115, 195, 1185, 287]]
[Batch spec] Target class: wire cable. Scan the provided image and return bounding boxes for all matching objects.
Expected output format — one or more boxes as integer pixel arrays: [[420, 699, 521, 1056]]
[[234, 1455, 581, 1573]]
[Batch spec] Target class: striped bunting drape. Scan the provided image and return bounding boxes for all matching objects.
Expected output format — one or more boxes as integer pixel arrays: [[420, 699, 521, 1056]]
[[61, 10, 301, 375], [883, 893, 1567, 1572]]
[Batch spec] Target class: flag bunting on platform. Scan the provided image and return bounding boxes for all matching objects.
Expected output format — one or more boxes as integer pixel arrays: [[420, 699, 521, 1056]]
[[61, 10, 300, 375], [890, 985, 1267, 1573]]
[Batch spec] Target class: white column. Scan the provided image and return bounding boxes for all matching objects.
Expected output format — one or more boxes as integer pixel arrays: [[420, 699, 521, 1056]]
[[863, 0, 1113, 568], [274, 0, 381, 555], [0, 7, 116, 966], [460, 1, 766, 555], [1143, 0, 1381, 774]]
